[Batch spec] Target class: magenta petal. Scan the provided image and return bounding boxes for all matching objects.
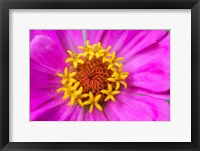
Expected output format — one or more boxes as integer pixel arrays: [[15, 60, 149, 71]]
[[31, 99, 83, 121], [30, 35, 68, 112], [30, 58, 63, 111], [30, 30, 67, 56], [84, 108, 107, 121], [104, 91, 170, 121], [124, 32, 170, 71], [62, 105, 81, 121], [104, 99, 153, 121], [127, 59, 169, 92], [130, 87, 170, 100], [101, 30, 140, 53], [84, 110, 90, 121], [56, 30, 84, 53], [86, 30, 104, 45], [118, 30, 167, 59], [31, 35, 68, 71], [124, 33, 170, 92], [31, 96, 66, 121], [69, 106, 84, 121], [103, 106, 120, 121]]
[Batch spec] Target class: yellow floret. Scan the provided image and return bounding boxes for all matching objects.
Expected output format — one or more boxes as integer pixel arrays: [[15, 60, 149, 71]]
[[83, 92, 102, 113], [66, 50, 84, 68], [107, 64, 129, 88], [101, 84, 120, 102], [57, 40, 129, 113], [104, 52, 123, 69], [56, 67, 77, 93]]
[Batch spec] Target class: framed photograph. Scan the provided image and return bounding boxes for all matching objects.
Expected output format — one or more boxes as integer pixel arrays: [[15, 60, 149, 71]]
[[0, 0, 199, 151]]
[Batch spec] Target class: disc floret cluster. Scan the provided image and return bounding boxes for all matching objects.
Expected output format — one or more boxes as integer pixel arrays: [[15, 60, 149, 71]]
[[57, 40, 129, 113]]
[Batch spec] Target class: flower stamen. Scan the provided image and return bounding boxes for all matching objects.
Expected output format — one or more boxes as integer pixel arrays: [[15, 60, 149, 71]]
[[83, 92, 102, 113], [57, 40, 129, 113], [66, 50, 84, 68], [101, 84, 120, 101]]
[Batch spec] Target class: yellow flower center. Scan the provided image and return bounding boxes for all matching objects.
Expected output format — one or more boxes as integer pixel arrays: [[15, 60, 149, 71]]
[[57, 40, 129, 113]]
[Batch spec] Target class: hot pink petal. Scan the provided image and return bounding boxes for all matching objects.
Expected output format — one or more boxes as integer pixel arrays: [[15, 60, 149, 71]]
[[127, 59, 169, 92], [117, 30, 167, 59], [84, 108, 107, 121], [86, 30, 104, 45], [129, 87, 170, 100], [101, 30, 140, 53], [30, 30, 67, 56], [31, 96, 67, 121], [124, 32, 170, 92], [31, 35, 68, 71], [30, 58, 63, 111], [31, 99, 81, 121], [30, 35, 70, 119], [68, 106, 84, 121], [30, 30, 170, 121], [104, 91, 170, 121], [30, 35, 68, 110], [84, 110, 90, 121], [124, 32, 169, 71], [103, 107, 120, 121], [30, 61, 76, 121], [56, 30, 84, 53], [30, 59, 72, 121], [61, 105, 82, 121]]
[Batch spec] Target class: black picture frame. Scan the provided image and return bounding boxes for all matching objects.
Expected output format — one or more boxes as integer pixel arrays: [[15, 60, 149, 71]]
[[0, 0, 200, 151]]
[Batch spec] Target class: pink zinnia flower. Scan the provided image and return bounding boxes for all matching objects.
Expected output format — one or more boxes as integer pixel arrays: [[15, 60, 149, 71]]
[[30, 30, 170, 121]]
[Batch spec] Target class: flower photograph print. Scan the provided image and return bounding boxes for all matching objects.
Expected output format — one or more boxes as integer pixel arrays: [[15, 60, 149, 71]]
[[30, 30, 170, 121]]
